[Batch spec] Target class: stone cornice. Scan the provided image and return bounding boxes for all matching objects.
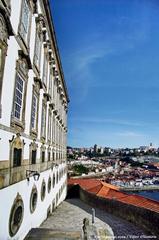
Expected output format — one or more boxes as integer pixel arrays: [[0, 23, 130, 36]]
[[41, 0, 70, 103]]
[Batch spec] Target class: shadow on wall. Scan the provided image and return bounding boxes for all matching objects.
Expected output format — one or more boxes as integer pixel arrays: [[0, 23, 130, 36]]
[[67, 184, 80, 199]]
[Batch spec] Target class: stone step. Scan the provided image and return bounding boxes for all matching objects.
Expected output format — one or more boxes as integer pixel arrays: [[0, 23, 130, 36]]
[[24, 228, 82, 240]]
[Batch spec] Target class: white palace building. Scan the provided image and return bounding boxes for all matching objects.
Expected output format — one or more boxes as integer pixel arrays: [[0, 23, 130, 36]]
[[0, 0, 69, 239]]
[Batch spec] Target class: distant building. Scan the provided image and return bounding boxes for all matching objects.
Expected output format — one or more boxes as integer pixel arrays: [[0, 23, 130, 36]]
[[99, 147, 104, 154], [94, 144, 98, 153], [139, 146, 149, 152]]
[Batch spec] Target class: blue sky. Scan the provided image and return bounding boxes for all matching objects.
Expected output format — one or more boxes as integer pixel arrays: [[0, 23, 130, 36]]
[[51, 0, 159, 148]]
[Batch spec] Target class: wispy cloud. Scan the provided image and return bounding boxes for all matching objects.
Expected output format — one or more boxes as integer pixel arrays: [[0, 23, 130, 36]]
[[65, 26, 150, 93], [71, 117, 145, 127], [65, 37, 136, 102], [115, 131, 145, 137]]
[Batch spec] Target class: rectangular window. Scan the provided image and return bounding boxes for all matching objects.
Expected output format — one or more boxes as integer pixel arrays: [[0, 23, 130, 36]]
[[14, 74, 24, 120], [42, 52, 48, 86], [31, 150, 36, 164], [31, 94, 38, 130], [48, 74, 52, 97], [13, 148, 22, 167], [48, 151, 50, 162], [52, 117, 55, 143], [19, 0, 30, 42], [48, 112, 52, 142], [41, 105, 46, 138], [42, 151, 45, 163], [34, 31, 41, 69]]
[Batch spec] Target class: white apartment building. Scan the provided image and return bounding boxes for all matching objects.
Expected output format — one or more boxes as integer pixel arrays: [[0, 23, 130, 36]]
[[0, 0, 69, 239]]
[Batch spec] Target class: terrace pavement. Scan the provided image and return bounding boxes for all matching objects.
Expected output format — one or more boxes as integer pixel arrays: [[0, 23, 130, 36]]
[[40, 198, 157, 240]]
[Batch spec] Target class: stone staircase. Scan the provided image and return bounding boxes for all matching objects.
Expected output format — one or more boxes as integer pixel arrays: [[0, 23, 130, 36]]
[[24, 228, 82, 240], [25, 226, 112, 240]]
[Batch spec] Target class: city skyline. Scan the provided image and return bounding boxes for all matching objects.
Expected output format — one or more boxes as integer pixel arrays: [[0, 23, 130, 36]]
[[52, 0, 159, 148]]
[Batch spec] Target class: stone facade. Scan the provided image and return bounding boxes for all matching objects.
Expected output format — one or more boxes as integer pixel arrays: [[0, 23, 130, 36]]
[[0, 0, 69, 239]]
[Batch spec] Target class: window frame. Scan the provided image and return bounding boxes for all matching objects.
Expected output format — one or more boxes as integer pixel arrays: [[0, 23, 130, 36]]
[[33, 27, 42, 72], [0, 14, 8, 118], [29, 140, 38, 165], [52, 113, 55, 144], [42, 151, 45, 163], [9, 194, 24, 237], [48, 66, 53, 99], [42, 46, 48, 88], [11, 58, 28, 131], [13, 73, 25, 121], [10, 133, 24, 169], [18, 0, 32, 48], [47, 108, 52, 143], [30, 84, 40, 137], [13, 148, 22, 167], [41, 99, 47, 140]]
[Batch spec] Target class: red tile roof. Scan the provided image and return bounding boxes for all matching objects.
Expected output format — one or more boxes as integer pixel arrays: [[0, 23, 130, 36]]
[[68, 178, 101, 191], [98, 188, 126, 199], [87, 183, 103, 194], [68, 178, 159, 213], [101, 182, 120, 190]]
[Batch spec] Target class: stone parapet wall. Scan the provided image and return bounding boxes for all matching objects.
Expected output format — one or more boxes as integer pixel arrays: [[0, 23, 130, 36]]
[[67, 184, 159, 238], [79, 188, 159, 238], [121, 185, 159, 191]]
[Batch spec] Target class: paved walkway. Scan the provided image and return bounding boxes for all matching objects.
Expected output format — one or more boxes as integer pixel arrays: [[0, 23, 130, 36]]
[[41, 198, 157, 240], [41, 199, 113, 239]]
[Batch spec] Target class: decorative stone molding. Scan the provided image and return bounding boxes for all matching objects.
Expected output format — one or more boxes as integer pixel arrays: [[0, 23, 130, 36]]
[[34, 77, 43, 89], [0, 4, 13, 35], [29, 139, 38, 164], [29, 139, 38, 151], [46, 39, 51, 49], [32, 0, 38, 14], [0, 13, 8, 43], [47, 176, 51, 193], [41, 179, 46, 201], [9, 133, 24, 149], [52, 173, 55, 188], [47, 145, 51, 161], [49, 102, 55, 110], [48, 49, 53, 62], [43, 92, 50, 102], [0, 12, 9, 118], [9, 193, 24, 237], [53, 69, 59, 77], [49, 56, 56, 67], [53, 109, 58, 115], [0, 0, 11, 15], [18, 50, 32, 69], [9, 133, 25, 168], [30, 185, 38, 213], [35, 14, 46, 32]]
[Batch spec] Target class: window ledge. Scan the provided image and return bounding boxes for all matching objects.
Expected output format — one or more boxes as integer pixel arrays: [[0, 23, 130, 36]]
[[10, 118, 25, 132]]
